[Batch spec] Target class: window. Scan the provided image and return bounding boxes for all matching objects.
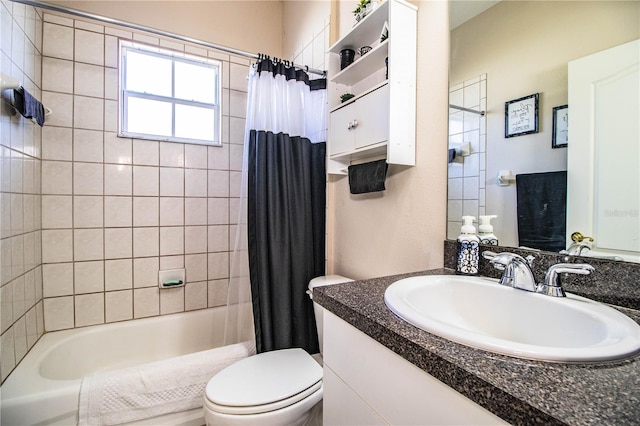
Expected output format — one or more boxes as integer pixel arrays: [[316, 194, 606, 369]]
[[119, 41, 221, 145]]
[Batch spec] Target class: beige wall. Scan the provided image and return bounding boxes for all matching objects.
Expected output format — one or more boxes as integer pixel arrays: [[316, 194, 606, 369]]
[[451, 1, 640, 246], [45, 0, 284, 57], [328, 1, 449, 279]]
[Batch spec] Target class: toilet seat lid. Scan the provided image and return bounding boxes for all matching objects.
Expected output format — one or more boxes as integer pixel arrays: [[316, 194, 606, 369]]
[[205, 348, 322, 408]]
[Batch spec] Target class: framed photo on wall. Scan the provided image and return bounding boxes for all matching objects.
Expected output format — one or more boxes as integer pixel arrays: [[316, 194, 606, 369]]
[[505, 93, 539, 138], [552, 105, 568, 148]]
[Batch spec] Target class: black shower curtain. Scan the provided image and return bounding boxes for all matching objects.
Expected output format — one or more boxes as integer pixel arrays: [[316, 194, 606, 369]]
[[247, 130, 326, 354]]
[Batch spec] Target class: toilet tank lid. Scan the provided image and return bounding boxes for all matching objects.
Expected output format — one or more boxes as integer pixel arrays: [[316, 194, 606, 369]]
[[205, 348, 322, 407], [308, 275, 354, 291]]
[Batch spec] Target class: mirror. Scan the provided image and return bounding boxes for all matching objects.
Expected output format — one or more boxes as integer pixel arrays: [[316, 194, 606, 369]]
[[447, 0, 640, 262]]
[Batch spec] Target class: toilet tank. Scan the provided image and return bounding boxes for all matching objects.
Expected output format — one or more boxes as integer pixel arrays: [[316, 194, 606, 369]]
[[307, 275, 354, 353]]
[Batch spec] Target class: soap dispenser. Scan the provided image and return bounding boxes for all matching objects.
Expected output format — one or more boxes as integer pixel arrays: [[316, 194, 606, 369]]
[[478, 215, 499, 246], [456, 216, 480, 275]]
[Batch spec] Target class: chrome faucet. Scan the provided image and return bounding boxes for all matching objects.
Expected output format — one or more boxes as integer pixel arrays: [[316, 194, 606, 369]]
[[482, 251, 595, 297], [482, 251, 537, 292], [537, 263, 595, 297]]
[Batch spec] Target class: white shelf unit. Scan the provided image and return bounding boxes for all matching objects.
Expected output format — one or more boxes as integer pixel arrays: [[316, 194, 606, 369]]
[[327, 0, 417, 175]]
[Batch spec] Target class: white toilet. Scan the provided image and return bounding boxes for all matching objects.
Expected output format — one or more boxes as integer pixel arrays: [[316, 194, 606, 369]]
[[203, 275, 353, 426]]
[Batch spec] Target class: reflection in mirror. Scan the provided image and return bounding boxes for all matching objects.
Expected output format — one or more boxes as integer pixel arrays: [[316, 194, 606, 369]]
[[447, 0, 640, 262]]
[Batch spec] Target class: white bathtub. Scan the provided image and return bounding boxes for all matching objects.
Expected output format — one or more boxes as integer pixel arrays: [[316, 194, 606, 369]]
[[1, 307, 251, 426]]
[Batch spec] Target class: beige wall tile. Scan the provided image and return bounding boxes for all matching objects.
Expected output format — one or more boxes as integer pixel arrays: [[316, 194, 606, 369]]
[[75, 29, 104, 66], [43, 296, 74, 331], [74, 96, 104, 131], [74, 196, 103, 228], [133, 196, 159, 226], [41, 91, 73, 127], [184, 226, 207, 254], [73, 129, 103, 163], [160, 142, 184, 167], [208, 145, 228, 171], [134, 287, 159, 318], [185, 169, 207, 197], [185, 281, 207, 311], [133, 227, 159, 257], [42, 195, 72, 228], [207, 252, 228, 280], [42, 262, 73, 297], [42, 126, 72, 161], [133, 140, 159, 166], [105, 258, 133, 290], [184, 197, 207, 226], [74, 228, 104, 261], [207, 225, 229, 253], [43, 22, 73, 60], [133, 257, 159, 288], [73, 162, 103, 195], [160, 286, 183, 314], [185, 253, 207, 282], [159, 167, 184, 197], [104, 228, 132, 259], [104, 164, 132, 195], [160, 226, 184, 256], [75, 293, 104, 327], [42, 229, 73, 263], [207, 198, 229, 225], [104, 133, 132, 164], [74, 260, 104, 294], [42, 57, 73, 93], [133, 166, 159, 196], [104, 196, 132, 227], [42, 160, 72, 195], [105, 290, 133, 322], [207, 279, 228, 307], [159, 197, 184, 226], [184, 144, 207, 169], [74, 62, 104, 98]]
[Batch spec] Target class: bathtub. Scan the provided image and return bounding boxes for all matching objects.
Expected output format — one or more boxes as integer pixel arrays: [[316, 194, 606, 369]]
[[1, 307, 253, 426]]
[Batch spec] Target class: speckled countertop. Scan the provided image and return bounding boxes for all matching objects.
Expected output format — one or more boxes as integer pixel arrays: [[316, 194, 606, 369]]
[[314, 268, 640, 425]]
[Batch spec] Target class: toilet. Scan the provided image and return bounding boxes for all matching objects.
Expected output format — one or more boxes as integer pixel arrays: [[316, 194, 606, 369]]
[[203, 275, 353, 426]]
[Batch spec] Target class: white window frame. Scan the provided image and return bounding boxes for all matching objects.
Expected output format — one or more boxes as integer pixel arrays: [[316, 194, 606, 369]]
[[119, 40, 222, 145]]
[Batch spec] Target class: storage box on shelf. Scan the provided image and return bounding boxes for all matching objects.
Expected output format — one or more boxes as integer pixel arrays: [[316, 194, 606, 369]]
[[328, 0, 417, 175]]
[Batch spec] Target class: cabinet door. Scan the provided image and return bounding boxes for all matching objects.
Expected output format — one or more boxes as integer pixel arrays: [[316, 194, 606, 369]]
[[330, 102, 356, 155], [354, 84, 389, 149]]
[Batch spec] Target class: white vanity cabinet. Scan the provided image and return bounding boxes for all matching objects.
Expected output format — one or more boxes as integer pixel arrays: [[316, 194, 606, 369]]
[[322, 310, 508, 425], [328, 0, 417, 174]]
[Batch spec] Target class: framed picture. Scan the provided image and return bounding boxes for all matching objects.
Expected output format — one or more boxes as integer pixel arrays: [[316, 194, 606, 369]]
[[552, 105, 568, 148], [505, 93, 539, 138]]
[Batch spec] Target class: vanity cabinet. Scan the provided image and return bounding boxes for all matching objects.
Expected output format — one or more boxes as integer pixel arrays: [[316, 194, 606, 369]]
[[327, 0, 417, 174], [322, 310, 508, 425]]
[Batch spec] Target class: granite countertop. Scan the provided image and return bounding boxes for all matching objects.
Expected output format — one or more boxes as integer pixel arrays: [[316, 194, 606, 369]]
[[314, 268, 640, 426]]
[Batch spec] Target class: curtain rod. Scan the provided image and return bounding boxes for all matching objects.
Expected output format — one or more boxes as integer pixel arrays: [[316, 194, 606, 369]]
[[12, 0, 327, 77]]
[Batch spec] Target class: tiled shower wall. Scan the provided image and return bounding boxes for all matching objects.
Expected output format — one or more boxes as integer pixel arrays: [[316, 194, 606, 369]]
[[447, 75, 487, 240], [37, 11, 249, 333], [0, 2, 45, 383]]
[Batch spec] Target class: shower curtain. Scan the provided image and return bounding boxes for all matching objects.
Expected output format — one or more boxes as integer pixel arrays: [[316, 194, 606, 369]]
[[226, 58, 327, 354]]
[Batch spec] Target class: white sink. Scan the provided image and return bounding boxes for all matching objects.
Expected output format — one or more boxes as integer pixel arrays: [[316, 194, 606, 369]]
[[384, 275, 640, 362]]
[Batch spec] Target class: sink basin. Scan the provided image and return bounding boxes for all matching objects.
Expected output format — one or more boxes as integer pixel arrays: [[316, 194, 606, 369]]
[[384, 275, 640, 362]]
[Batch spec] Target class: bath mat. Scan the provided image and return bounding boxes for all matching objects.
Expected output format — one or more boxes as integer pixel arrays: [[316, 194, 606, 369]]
[[78, 340, 256, 426]]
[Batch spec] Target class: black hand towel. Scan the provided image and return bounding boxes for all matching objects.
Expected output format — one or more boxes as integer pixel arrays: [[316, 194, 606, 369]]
[[516, 171, 567, 252], [448, 148, 457, 163], [13, 88, 45, 126], [348, 160, 388, 194]]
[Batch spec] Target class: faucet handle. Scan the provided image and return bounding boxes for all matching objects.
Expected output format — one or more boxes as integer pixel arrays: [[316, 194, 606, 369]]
[[538, 263, 595, 297]]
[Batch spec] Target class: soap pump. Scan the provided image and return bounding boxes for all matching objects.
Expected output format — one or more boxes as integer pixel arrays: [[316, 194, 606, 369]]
[[456, 216, 480, 275], [478, 215, 498, 246]]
